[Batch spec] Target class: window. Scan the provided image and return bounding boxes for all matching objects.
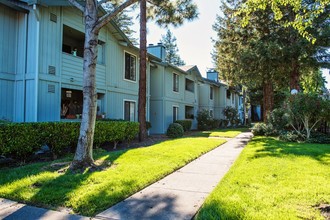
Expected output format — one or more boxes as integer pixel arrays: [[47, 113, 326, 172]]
[[210, 87, 214, 100], [185, 106, 194, 119], [62, 25, 105, 63], [173, 73, 179, 92], [226, 89, 231, 99], [124, 52, 136, 81], [185, 78, 194, 92], [124, 100, 136, 121], [173, 106, 178, 122]]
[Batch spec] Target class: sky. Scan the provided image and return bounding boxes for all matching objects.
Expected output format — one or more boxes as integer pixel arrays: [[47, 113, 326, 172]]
[[130, 0, 221, 77], [130, 0, 330, 89]]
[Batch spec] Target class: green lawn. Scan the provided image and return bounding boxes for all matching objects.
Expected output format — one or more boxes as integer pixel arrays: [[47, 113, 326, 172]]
[[0, 137, 226, 216], [193, 127, 250, 138], [196, 136, 330, 220]]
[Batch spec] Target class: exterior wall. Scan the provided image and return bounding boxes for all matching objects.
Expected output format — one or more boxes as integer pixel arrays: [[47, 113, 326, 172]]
[[0, 4, 150, 123]]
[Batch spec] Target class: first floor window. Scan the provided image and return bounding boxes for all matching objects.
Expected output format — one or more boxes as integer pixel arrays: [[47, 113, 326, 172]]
[[125, 52, 136, 81], [173, 106, 178, 122], [210, 110, 214, 117], [124, 101, 136, 121]]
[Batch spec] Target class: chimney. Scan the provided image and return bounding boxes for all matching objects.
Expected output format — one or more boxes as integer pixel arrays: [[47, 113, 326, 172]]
[[147, 43, 166, 62], [206, 69, 219, 82]]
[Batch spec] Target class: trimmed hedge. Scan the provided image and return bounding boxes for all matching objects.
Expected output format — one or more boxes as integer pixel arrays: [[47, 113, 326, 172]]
[[175, 120, 192, 132], [0, 121, 139, 161], [166, 123, 184, 138]]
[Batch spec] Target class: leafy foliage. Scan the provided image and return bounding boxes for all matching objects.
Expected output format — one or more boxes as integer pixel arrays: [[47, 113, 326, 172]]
[[197, 109, 213, 130], [160, 29, 185, 66], [284, 93, 330, 139], [166, 123, 184, 138], [0, 121, 139, 162], [175, 120, 192, 132], [223, 106, 239, 126]]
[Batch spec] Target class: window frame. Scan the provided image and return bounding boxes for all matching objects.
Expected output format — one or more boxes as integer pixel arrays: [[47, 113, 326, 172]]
[[210, 86, 214, 100], [185, 78, 194, 93], [123, 99, 136, 121], [173, 73, 179, 92], [173, 105, 179, 122], [124, 51, 137, 82]]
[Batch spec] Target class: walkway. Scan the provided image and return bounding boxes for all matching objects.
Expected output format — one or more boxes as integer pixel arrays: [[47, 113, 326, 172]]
[[96, 132, 253, 220], [0, 132, 253, 220]]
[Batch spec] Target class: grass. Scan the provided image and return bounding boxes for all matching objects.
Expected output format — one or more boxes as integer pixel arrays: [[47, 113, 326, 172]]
[[193, 127, 250, 138], [196, 136, 330, 220], [0, 137, 226, 216]]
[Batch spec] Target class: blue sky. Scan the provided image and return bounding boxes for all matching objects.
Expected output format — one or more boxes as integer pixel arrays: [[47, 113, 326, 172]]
[[130, 0, 329, 89]]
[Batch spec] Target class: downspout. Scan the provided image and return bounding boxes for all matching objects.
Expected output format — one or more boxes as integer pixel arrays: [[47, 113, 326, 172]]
[[33, 4, 39, 122], [23, 13, 29, 122], [162, 66, 166, 133]]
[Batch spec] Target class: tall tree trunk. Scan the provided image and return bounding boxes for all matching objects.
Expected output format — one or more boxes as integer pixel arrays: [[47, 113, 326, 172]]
[[262, 81, 274, 123], [71, 1, 99, 169], [138, 0, 147, 141], [290, 60, 300, 91]]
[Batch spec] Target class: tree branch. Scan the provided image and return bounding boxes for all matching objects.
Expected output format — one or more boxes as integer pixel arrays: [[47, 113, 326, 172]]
[[95, 0, 138, 31], [68, 0, 84, 13]]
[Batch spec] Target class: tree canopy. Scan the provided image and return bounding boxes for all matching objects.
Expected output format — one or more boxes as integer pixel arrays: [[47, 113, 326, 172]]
[[160, 29, 186, 66]]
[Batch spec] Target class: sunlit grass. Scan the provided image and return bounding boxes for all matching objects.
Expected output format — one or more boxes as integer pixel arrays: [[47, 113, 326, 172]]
[[193, 127, 249, 138], [0, 137, 226, 216], [196, 136, 330, 220]]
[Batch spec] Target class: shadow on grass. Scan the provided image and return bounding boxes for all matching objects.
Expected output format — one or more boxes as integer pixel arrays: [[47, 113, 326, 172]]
[[249, 137, 330, 165], [0, 149, 129, 216], [96, 191, 184, 220]]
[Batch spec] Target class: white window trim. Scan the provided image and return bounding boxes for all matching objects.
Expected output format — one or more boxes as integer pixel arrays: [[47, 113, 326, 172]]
[[123, 99, 137, 121], [123, 50, 138, 83], [172, 105, 179, 122]]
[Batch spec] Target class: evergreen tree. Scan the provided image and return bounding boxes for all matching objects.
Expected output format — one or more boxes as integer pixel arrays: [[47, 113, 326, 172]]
[[160, 29, 186, 66], [213, 0, 330, 121]]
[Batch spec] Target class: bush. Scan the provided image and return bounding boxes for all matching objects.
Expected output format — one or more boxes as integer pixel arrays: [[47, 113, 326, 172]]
[[175, 120, 192, 132], [166, 123, 184, 138], [223, 106, 238, 126], [306, 132, 330, 144], [251, 123, 268, 136], [0, 121, 140, 162], [210, 119, 221, 129], [266, 108, 290, 135], [197, 110, 212, 130], [279, 131, 304, 142]]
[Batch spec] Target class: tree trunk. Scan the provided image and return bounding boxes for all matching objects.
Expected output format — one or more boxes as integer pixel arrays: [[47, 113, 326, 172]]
[[138, 0, 147, 141], [262, 81, 274, 123], [71, 1, 99, 169], [290, 60, 300, 91]]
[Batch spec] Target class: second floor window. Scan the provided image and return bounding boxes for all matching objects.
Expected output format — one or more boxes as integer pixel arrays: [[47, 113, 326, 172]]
[[173, 73, 179, 92], [210, 87, 214, 100], [124, 52, 136, 81]]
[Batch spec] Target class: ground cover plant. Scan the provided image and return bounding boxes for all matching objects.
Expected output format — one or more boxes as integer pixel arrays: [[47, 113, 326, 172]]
[[196, 136, 330, 220], [194, 127, 249, 138], [0, 137, 226, 216]]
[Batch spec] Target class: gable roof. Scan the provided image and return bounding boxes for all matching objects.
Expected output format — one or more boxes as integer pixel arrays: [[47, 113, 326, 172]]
[[179, 65, 203, 81]]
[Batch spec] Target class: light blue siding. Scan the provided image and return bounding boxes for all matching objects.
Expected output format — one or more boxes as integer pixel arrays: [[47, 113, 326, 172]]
[[0, 4, 17, 74], [38, 80, 60, 121], [0, 79, 14, 121], [25, 79, 36, 122], [14, 80, 25, 122]]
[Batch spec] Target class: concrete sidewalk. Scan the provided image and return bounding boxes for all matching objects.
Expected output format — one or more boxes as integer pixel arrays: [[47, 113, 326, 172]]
[[96, 132, 253, 220], [0, 132, 253, 220]]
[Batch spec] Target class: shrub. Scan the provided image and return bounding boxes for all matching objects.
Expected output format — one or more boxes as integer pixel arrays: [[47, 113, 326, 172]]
[[223, 106, 238, 126], [266, 108, 290, 135], [210, 119, 221, 129], [146, 121, 152, 130], [279, 131, 304, 142], [175, 120, 192, 132], [0, 121, 140, 162], [166, 123, 184, 138], [0, 123, 43, 161], [306, 132, 330, 144], [251, 123, 268, 136], [220, 119, 229, 128], [197, 110, 212, 130]]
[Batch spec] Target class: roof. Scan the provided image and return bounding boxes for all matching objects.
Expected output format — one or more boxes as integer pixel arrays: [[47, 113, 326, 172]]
[[179, 65, 203, 81]]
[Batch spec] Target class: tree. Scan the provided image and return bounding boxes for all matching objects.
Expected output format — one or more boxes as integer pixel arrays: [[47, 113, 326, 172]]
[[138, 0, 198, 141], [67, 0, 139, 170], [213, 0, 330, 121], [160, 29, 186, 66], [238, 0, 330, 42]]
